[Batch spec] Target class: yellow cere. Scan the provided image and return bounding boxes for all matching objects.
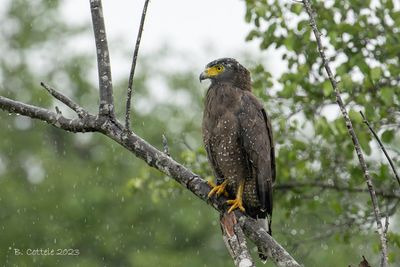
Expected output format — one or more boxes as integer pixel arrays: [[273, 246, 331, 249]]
[[206, 65, 224, 76]]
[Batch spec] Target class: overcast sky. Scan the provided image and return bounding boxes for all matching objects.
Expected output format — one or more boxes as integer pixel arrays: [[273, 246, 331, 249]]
[[61, 0, 277, 79]]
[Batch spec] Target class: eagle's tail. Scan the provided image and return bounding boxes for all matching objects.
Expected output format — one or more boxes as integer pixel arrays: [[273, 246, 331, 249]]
[[257, 215, 272, 264]]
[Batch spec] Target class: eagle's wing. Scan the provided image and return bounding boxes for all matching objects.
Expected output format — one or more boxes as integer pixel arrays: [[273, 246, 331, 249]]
[[204, 143, 224, 184], [238, 93, 275, 216]]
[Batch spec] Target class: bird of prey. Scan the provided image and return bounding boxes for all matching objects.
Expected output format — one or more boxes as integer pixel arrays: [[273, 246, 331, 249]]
[[199, 58, 275, 261]]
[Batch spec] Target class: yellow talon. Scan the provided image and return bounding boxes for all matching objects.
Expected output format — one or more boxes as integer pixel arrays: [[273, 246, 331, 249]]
[[208, 180, 228, 198], [207, 180, 216, 188], [226, 180, 245, 213], [227, 199, 245, 213]]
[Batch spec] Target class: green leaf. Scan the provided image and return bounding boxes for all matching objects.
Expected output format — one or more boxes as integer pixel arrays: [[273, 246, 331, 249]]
[[380, 87, 394, 105], [370, 67, 382, 81], [358, 131, 372, 155], [322, 81, 332, 96], [341, 74, 353, 90], [348, 109, 363, 124], [245, 29, 260, 41], [386, 0, 394, 9], [284, 33, 295, 51], [279, 83, 296, 98], [381, 129, 395, 143], [290, 3, 303, 15]]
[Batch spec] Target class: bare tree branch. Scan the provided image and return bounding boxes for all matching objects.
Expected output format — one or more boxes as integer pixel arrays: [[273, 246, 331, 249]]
[[0, 95, 302, 266], [0, 96, 96, 133], [125, 0, 150, 130], [360, 111, 400, 187], [90, 0, 114, 117], [220, 212, 255, 267], [239, 214, 300, 267], [301, 0, 388, 265], [276, 181, 400, 200], [0, 2, 304, 266], [78, 111, 303, 267]]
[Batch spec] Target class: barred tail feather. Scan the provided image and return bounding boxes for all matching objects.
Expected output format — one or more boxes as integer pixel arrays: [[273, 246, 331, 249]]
[[256, 215, 272, 263]]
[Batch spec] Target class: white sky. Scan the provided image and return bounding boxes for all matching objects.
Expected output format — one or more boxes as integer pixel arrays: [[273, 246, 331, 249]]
[[61, 0, 279, 80]]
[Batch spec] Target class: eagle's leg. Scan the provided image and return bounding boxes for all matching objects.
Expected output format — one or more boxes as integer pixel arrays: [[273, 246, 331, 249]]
[[208, 180, 228, 198], [227, 180, 245, 213]]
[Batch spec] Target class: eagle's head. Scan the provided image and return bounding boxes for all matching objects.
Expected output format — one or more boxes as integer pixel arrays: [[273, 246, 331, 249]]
[[199, 58, 251, 91]]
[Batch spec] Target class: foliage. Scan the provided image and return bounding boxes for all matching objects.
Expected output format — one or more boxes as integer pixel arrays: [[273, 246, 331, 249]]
[[0, 0, 399, 266], [243, 0, 400, 265]]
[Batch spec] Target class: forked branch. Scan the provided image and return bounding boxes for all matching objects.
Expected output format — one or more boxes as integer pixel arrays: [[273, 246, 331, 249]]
[[0, 1, 302, 266]]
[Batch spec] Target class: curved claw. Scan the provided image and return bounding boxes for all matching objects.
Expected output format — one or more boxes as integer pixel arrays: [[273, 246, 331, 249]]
[[227, 198, 245, 213], [207, 180, 228, 198], [226, 180, 245, 213]]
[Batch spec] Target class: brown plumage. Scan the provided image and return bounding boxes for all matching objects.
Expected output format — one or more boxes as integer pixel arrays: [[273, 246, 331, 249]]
[[200, 58, 275, 261]]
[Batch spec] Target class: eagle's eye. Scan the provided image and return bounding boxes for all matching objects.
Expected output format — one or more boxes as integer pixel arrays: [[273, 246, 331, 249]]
[[216, 65, 224, 72]]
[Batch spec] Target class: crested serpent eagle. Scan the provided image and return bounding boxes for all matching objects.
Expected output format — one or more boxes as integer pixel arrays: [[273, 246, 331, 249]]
[[199, 58, 275, 261]]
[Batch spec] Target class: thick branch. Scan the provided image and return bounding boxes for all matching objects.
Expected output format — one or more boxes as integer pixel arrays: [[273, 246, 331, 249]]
[[302, 0, 388, 265], [125, 0, 150, 130], [90, 0, 114, 116], [98, 118, 301, 267], [0, 2, 302, 265], [238, 214, 300, 267], [276, 181, 400, 200], [220, 213, 255, 267], [0, 96, 301, 266]]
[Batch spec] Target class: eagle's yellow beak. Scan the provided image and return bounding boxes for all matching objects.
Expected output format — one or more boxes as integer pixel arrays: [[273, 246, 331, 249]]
[[199, 66, 222, 82]]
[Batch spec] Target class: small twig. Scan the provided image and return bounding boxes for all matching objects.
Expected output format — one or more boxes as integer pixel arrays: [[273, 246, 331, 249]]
[[276, 181, 400, 200], [40, 82, 88, 118], [360, 111, 400, 187], [301, 0, 388, 265], [220, 212, 255, 267], [162, 134, 170, 156], [125, 0, 150, 130], [90, 0, 114, 117], [359, 256, 371, 267], [383, 206, 389, 236], [0, 96, 96, 132]]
